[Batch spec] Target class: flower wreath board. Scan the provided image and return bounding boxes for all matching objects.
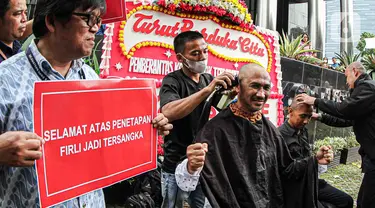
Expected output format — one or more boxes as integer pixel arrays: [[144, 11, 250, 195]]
[[101, 0, 284, 126]]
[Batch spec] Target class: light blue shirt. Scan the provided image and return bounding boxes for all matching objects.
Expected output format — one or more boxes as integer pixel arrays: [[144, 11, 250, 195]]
[[0, 41, 105, 208]]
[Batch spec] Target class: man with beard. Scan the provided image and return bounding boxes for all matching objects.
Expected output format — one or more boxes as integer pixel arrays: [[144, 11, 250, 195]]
[[174, 63, 333, 207], [296, 61, 375, 208], [279, 99, 353, 208]]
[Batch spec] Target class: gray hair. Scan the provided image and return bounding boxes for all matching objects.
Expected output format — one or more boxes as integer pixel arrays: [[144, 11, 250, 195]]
[[349, 61, 366, 74]]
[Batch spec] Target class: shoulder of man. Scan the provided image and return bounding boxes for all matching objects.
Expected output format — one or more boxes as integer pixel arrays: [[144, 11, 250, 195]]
[[351, 78, 375, 97], [277, 123, 289, 135], [160, 70, 182, 84], [0, 52, 29, 76], [200, 108, 232, 128], [263, 116, 285, 139], [201, 73, 214, 85]]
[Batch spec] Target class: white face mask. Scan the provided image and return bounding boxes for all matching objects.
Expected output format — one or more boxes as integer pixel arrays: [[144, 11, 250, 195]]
[[179, 54, 208, 74]]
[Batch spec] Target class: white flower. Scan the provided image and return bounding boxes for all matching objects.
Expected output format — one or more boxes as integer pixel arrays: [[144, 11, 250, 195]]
[[190, 0, 198, 5]]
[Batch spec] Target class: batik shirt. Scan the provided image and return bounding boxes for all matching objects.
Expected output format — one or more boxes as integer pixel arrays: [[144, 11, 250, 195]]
[[0, 41, 105, 208]]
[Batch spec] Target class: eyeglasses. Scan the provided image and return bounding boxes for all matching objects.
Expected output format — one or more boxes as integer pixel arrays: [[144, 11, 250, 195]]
[[72, 12, 102, 29]]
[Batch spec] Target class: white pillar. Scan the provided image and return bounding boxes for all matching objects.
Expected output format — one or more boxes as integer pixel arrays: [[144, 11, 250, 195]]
[[308, 0, 326, 57], [255, 0, 278, 30], [340, 0, 354, 54]]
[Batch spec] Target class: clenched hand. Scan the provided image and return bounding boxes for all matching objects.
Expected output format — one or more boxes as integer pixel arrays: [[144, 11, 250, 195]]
[[152, 113, 173, 136], [0, 131, 44, 167], [187, 143, 208, 174]]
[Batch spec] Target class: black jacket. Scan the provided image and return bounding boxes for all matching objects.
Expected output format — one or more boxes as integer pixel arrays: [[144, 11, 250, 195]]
[[314, 74, 375, 168]]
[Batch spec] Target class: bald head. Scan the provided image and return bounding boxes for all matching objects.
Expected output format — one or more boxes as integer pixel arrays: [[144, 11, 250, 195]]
[[288, 97, 313, 129], [238, 63, 270, 83], [236, 63, 271, 113], [290, 97, 312, 111], [346, 61, 367, 89], [348, 61, 366, 74]]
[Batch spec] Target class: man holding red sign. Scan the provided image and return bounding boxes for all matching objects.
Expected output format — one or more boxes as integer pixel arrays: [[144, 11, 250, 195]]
[[0, 0, 172, 208]]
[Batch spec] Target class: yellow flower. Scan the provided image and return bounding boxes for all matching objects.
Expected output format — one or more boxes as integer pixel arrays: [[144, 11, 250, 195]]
[[123, 52, 127, 56], [127, 55, 131, 59], [120, 25, 125, 29], [119, 34, 124, 38], [131, 48, 136, 52], [120, 43, 125, 47], [129, 52, 134, 56], [119, 38, 124, 42]]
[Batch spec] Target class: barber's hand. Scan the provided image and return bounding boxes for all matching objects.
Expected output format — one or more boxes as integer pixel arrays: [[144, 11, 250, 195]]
[[311, 113, 320, 120], [206, 72, 235, 92], [296, 94, 316, 105], [187, 143, 208, 174], [0, 131, 44, 167], [316, 145, 334, 165], [152, 113, 173, 136]]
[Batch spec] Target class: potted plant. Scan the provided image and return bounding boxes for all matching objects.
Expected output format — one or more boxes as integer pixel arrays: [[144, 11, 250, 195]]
[[340, 133, 360, 164], [334, 51, 361, 72], [314, 136, 347, 168], [279, 32, 321, 65]]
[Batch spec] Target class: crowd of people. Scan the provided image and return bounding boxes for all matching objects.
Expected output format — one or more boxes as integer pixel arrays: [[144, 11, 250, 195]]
[[299, 33, 342, 71], [0, 0, 375, 208]]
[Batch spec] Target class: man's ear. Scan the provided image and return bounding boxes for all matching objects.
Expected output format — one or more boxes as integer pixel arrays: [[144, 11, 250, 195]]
[[176, 53, 184, 63], [45, 15, 56, 33], [234, 83, 240, 94], [288, 107, 293, 115]]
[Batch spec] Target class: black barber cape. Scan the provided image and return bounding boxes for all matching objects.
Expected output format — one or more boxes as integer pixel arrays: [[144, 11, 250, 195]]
[[278, 121, 321, 208], [195, 107, 318, 208]]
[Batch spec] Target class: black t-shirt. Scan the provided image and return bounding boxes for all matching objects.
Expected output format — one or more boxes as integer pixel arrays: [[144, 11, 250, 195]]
[[160, 70, 213, 173], [0, 40, 21, 63]]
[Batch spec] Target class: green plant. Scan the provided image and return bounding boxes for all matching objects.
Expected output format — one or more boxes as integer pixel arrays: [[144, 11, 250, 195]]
[[346, 132, 360, 149], [297, 55, 323, 65], [334, 51, 361, 68], [356, 32, 375, 57], [83, 39, 102, 75], [362, 54, 375, 72], [314, 133, 359, 154], [314, 137, 347, 154], [279, 32, 319, 59], [320, 161, 362, 202]]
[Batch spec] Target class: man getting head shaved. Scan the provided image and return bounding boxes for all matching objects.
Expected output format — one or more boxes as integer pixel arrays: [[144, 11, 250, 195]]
[[174, 64, 333, 207]]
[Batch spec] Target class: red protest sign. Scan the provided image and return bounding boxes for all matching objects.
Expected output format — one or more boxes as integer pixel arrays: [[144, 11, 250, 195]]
[[102, 0, 127, 24], [34, 79, 157, 208]]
